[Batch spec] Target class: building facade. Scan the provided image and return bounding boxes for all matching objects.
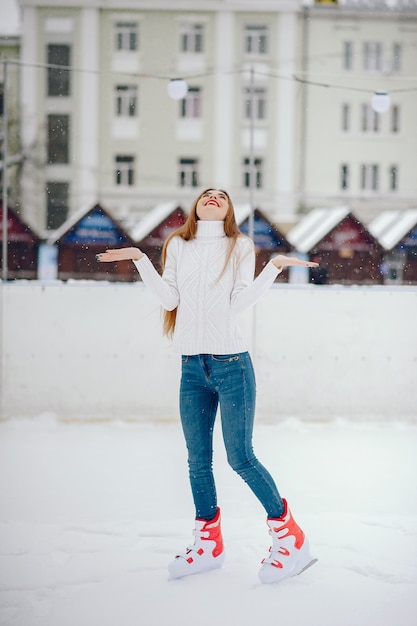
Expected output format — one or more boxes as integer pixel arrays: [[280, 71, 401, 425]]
[[13, 0, 417, 237], [301, 0, 417, 221]]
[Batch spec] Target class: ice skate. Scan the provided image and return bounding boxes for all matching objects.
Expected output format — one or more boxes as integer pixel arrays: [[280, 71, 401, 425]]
[[168, 507, 225, 579], [259, 499, 317, 584]]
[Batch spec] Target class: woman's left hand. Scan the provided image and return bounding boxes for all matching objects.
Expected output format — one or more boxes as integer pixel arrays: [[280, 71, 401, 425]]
[[272, 255, 319, 269]]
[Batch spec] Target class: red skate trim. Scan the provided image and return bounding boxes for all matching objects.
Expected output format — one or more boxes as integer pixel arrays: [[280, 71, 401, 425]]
[[197, 508, 224, 558], [269, 500, 305, 550]]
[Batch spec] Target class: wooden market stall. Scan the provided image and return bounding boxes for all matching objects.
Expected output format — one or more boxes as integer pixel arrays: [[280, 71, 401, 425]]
[[48, 203, 137, 281], [287, 207, 384, 284], [131, 202, 187, 273], [235, 205, 293, 280], [369, 209, 417, 285], [0, 204, 40, 279]]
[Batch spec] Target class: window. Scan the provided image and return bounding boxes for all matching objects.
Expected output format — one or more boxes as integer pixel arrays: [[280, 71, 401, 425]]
[[46, 181, 69, 229], [244, 25, 268, 55], [115, 22, 138, 51], [179, 158, 199, 187], [0, 82, 3, 116], [389, 165, 398, 191], [47, 44, 71, 97], [243, 157, 263, 188], [115, 85, 137, 117], [391, 105, 400, 133], [392, 43, 402, 72], [360, 164, 379, 191], [115, 155, 135, 186], [343, 41, 353, 71], [47, 114, 70, 164], [340, 164, 350, 190], [180, 87, 201, 118], [180, 23, 203, 53], [244, 87, 267, 121], [361, 104, 379, 133], [363, 42, 382, 72], [341, 104, 351, 132]]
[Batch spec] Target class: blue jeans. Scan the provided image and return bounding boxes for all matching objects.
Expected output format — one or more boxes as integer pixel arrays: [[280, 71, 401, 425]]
[[179, 352, 284, 521]]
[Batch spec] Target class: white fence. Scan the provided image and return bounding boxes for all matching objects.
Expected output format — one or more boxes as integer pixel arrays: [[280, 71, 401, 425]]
[[1, 281, 416, 421]]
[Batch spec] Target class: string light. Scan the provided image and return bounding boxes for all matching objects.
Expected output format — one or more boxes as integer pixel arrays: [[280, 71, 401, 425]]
[[167, 79, 188, 100], [371, 91, 391, 113]]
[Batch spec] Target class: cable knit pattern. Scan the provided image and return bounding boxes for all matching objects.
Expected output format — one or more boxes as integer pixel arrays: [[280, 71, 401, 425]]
[[133, 221, 281, 355]]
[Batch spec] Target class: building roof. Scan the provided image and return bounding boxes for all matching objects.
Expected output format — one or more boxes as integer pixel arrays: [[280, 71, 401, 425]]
[[287, 206, 350, 253], [369, 208, 417, 250], [47, 203, 133, 246], [128, 201, 183, 242]]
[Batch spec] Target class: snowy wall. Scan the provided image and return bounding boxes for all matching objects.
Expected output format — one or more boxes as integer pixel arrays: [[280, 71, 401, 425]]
[[1, 281, 416, 421]]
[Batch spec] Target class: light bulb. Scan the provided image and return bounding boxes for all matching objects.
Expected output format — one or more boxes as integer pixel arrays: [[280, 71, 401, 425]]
[[167, 79, 188, 100], [371, 92, 391, 113]]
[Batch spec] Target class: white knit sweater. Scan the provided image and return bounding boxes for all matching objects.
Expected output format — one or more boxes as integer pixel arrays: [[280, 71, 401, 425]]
[[133, 220, 281, 355]]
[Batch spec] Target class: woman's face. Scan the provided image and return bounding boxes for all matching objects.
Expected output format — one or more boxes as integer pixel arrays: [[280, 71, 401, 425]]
[[196, 189, 229, 221]]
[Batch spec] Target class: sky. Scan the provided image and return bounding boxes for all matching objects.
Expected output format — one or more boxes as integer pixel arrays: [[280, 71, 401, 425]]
[[0, 0, 20, 35]]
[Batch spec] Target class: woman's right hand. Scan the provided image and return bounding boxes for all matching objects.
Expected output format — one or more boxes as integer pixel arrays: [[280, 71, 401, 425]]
[[96, 247, 144, 263]]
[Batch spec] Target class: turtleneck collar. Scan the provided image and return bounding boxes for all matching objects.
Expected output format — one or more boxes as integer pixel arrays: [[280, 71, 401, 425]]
[[195, 220, 226, 239]]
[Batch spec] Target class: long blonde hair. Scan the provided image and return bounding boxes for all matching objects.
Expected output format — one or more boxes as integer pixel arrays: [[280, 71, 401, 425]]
[[161, 188, 242, 338]]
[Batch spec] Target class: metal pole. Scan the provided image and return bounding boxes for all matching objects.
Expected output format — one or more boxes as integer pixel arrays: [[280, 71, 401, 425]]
[[1, 58, 8, 281], [299, 8, 309, 207], [248, 65, 255, 242]]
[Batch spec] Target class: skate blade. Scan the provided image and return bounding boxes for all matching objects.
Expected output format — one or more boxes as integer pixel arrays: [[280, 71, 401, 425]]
[[293, 557, 318, 577]]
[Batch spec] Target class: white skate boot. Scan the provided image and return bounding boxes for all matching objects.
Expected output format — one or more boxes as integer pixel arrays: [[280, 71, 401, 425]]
[[168, 507, 225, 580], [259, 499, 317, 584]]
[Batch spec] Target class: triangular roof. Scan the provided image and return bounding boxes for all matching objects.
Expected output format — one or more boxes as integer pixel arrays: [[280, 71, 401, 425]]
[[0, 204, 40, 243], [129, 202, 185, 242], [48, 203, 133, 246], [287, 206, 350, 253], [369, 209, 417, 251], [235, 205, 292, 250]]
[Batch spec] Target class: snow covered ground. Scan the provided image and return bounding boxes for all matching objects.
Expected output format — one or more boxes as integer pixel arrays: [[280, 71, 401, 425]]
[[1, 416, 416, 626]]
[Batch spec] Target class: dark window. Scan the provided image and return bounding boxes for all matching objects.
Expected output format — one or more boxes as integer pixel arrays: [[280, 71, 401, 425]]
[[115, 155, 135, 186], [47, 114, 70, 164], [389, 165, 398, 191], [243, 157, 263, 188], [47, 44, 71, 97], [179, 158, 199, 187], [115, 22, 138, 51], [341, 164, 349, 190], [46, 181, 69, 229]]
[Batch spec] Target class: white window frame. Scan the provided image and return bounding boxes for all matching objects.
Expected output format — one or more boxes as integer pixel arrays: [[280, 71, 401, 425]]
[[115, 22, 138, 52], [115, 85, 137, 117], [180, 23, 204, 54], [363, 42, 382, 72], [115, 155, 135, 186], [244, 87, 267, 121], [244, 25, 268, 56], [180, 87, 201, 118], [360, 164, 379, 191], [179, 158, 199, 187], [361, 104, 380, 133], [243, 157, 263, 189]]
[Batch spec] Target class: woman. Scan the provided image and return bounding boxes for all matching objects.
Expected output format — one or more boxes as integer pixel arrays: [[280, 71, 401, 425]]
[[97, 188, 318, 584]]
